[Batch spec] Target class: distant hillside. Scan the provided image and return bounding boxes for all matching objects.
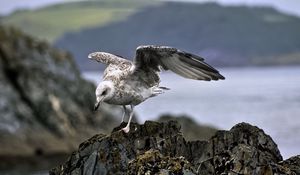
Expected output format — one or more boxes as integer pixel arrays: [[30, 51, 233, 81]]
[[1, 0, 158, 42], [55, 2, 300, 70]]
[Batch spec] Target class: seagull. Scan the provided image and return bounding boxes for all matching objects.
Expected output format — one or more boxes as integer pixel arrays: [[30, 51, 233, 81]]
[[89, 45, 225, 133]]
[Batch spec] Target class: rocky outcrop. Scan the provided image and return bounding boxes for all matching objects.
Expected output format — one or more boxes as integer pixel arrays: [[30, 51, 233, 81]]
[[0, 25, 120, 157], [157, 114, 217, 141], [50, 121, 300, 175]]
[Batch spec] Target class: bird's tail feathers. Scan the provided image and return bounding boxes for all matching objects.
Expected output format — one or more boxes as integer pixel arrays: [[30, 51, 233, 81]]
[[151, 86, 170, 97]]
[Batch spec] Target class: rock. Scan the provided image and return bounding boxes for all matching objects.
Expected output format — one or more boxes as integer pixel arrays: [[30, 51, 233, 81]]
[[277, 155, 300, 175], [50, 121, 300, 175], [50, 121, 186, 175], [157, 114, 218, 141], [195, 122, 283, 174], [0, 25, 120, 157]]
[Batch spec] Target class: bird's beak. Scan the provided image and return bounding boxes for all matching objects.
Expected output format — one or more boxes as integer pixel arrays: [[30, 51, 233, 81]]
[[94, 96, 104, 111]]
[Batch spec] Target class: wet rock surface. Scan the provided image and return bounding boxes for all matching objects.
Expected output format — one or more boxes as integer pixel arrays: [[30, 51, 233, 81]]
[[50, 121, 300, 175], [0, 25, 119, 157]]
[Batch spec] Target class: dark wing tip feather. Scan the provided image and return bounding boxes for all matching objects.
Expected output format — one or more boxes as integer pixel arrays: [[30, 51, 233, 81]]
[[179, 51, 205, 61], [177, 51, 225, 81], [212, 72, 225, 80], [210, 71, 225, 80], [218, 74, 225, 80], [177, 53, 219, 73]]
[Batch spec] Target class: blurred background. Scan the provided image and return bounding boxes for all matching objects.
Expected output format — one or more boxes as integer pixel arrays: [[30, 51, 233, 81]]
[[0, 0, 300, 174]]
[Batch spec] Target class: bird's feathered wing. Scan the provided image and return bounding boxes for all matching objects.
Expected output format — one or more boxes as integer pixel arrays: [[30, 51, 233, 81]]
[[88, 52, 131, 65], [134, 45, 225, 81], [88, 52, 134, 81]]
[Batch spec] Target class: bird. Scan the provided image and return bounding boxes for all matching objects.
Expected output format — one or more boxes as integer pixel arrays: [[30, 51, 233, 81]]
[[89, 45, 225, 133]]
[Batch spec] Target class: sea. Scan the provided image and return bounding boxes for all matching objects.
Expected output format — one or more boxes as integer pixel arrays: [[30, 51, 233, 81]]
[[83, 66, 300, 159]]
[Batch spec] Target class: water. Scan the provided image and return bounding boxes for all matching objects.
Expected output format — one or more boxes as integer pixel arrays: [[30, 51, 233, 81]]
[[83, 66, 300, 159]]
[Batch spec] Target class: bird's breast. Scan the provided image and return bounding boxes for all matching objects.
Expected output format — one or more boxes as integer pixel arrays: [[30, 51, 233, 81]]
[[105, 82, 148, 106], [105, 91, 144, 106]]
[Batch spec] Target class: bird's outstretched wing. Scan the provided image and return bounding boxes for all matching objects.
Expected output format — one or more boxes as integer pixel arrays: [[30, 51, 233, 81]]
[[88, 52, 131, 65], [134, 45, 225, 81], [88, 52, 134, 80]]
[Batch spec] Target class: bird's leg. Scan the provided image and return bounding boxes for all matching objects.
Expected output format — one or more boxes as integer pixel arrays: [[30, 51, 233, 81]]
[[122, 105, 134, 133], [121, 105, 127, 123]]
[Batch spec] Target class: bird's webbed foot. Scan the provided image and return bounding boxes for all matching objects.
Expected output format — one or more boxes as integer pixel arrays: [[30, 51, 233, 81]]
[[121, 125, 130, 133]]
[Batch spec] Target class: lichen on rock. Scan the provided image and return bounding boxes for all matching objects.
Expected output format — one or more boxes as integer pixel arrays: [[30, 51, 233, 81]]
[[127, 149, 196, 175]]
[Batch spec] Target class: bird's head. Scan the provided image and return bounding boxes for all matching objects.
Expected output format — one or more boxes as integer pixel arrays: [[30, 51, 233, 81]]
[[94, 81, 115, 111]]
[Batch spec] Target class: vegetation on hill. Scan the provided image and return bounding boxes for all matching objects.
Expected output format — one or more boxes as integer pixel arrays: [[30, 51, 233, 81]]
[[54, 2, 300, 70], [1, 0, 158, 42], [2, 1, 300, 70]]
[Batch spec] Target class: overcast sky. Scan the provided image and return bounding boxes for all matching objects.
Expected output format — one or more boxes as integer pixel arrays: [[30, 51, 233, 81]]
[[0, 0, 300, 17]]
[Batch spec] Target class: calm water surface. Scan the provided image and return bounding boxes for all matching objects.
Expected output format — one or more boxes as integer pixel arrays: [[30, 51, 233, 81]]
[[83, 66, 300, 159]]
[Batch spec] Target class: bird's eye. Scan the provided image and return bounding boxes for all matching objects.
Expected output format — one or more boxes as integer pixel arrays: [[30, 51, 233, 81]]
[[101, 90, 107, 95]]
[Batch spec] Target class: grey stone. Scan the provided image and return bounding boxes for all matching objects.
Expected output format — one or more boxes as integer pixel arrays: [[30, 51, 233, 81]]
[[0, 25, 120, 156]]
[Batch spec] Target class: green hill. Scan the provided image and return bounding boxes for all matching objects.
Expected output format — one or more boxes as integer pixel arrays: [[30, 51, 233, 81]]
[[3, 1, 300, 69], [55, 2, 300, 70], [1, 0, 158, 42]]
